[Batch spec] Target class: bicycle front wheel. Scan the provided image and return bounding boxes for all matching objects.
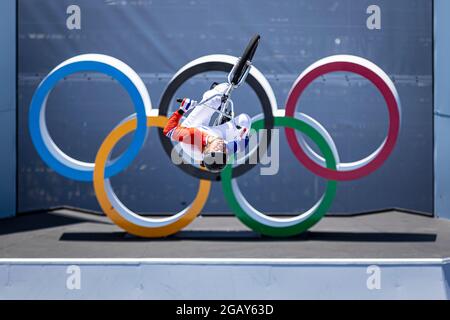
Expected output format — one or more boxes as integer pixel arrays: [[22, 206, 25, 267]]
[[230, 34, 261, 85]]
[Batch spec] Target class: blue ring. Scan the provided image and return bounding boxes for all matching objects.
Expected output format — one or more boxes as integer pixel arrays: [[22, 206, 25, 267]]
[[29, 61, 148, 181]]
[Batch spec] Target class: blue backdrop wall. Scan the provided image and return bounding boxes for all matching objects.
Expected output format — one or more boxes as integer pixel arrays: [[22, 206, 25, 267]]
[[0, 0, 16, 218], [435, 0, 450, 220], [18, 0, 433, 215]]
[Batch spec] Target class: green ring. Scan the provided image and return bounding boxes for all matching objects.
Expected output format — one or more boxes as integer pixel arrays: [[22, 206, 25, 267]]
[[221, 116, 338, 237]]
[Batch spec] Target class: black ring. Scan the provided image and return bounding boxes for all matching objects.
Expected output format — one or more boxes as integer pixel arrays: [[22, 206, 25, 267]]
[[158, 60, 275, 181]]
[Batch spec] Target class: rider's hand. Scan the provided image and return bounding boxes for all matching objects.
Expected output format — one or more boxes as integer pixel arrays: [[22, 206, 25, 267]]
[[178, 98, 197, 114], [202, 82, 229, 110]]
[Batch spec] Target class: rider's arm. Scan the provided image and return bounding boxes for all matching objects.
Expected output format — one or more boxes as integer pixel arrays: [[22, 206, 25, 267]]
[[163, 108, 207, 151]]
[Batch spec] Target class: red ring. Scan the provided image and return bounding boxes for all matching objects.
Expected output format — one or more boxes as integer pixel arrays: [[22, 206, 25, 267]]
[[285, 60, 400, 181]]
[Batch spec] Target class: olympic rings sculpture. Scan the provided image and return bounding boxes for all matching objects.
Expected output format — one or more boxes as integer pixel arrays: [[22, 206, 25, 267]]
[[29, 53, 401, 238]]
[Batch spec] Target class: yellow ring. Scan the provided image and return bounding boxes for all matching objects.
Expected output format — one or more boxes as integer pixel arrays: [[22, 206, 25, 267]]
[[93, 115, 211, 238]]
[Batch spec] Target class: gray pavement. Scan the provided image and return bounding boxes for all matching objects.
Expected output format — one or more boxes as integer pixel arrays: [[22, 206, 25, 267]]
[[0, 209, 448, 258]]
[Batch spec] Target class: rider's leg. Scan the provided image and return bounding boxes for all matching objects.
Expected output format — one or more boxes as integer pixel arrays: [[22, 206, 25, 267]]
[[181, 104, 217, 128], [213, 113, 252, 141], [181, 83, 229, 128]]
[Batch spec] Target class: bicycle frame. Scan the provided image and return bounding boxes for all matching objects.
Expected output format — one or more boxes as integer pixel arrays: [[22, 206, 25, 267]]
[[211, 57, 253, 125], [180, 43, 255, 124]]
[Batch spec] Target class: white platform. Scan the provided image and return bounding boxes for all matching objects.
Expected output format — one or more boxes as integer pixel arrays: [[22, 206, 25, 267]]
[[0, 258, 449, 299]]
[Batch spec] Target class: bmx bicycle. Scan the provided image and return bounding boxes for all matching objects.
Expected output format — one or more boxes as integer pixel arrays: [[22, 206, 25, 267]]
[[177, 34, 261, 126]]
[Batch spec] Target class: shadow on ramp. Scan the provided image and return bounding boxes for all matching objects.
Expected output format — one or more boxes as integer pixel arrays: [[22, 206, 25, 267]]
[[0, 211, 111, 235], [59, 230, 437, 242]]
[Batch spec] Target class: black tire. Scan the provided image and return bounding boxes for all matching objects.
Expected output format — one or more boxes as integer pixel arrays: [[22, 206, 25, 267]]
[[230, 34, 260, 85]]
